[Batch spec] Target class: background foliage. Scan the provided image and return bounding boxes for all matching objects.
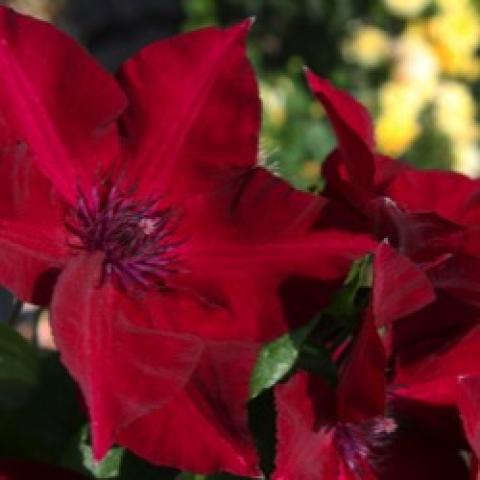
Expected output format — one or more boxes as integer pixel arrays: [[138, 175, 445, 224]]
[[183, 0, 480, 188]]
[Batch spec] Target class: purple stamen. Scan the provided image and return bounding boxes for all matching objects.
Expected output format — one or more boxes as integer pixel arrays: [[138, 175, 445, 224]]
[[334, 416, 397, 478], [66, 184, 181, 290]]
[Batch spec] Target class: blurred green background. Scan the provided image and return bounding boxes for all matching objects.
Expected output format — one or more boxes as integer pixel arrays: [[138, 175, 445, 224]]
[[5, 0, 480, 191]]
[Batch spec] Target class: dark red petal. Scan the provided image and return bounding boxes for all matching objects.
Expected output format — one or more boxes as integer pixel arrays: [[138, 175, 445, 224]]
[[117, 20, 259, 198], [470, 455, 479, 480], [373, 242, 435, 327], [176, 168, 375, 340], [374, 155, 411, 192], [391, 294, 478, 373], [395, 378, 460, 407], [306, 70, 374, 196], [426, 253, 480, 308], [393, 323, 480, 410], [385, 169, 480, 226], [50, 253, 203, 459], [0, 461, 86, 480], [273, 372, 339, 480], [0, 7, 126, 204], [181, 167, 376, 280], [0, 140, 68, 234], [118, 341, 260, 476], [369, 194, 467, 262], [145, 273, 292, 343], [0, 219, 67, 304], [395, 325, 480, 388], [322, 152, 409, 214], [337, 310, 386, 423], [378, 424, 469, 480]]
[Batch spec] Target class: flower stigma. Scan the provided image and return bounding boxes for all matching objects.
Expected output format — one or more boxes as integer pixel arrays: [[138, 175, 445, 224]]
[[334, 416, 397, 478], [67, 183, 181, 290]]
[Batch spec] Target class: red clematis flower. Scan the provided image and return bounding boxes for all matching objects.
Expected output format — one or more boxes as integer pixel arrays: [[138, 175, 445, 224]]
[[272, 309, 469, 479], [271, 71, 480, 478], [0, 8, 373, 476], [306, 69, 480, 329], [391, 317, 480, 474], [0, 461, 86, 480], [304, 70, 480, 478], [273, 310, 387, 480]]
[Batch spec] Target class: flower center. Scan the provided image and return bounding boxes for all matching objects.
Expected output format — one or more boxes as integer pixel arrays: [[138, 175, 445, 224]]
[[67, 184, 180, 290], [334, 416, 397, 478]]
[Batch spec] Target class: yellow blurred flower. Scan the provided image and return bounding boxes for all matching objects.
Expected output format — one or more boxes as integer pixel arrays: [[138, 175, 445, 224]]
[[434, 81, 477, 142], [379, 81, 427, 118], [260, 83, 287, 128], [435, 0, 471, 12], [427, 5, 480, 78], [452, 141, 480, 177], [393, 27, 439, 98], [383, 0, 431, 18], [376, 111, 421, 156], [433, 45, 480, 79], [343, 25, 391, 68]]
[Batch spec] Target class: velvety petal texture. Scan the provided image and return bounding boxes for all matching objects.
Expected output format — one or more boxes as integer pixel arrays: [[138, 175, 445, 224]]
[[118, 341, 260, 476], [117, 19, 259, 198], [305, 69, 374, 198], [51, 253, 204, 460], [0, 219, 67, 303], [0, 6, 125, 301], [273, 372, 338, 480], [372, 242, 435, 327], [177, 167, 376, 340], [336, 311, 386, 423], [0, 7, 126, 204]]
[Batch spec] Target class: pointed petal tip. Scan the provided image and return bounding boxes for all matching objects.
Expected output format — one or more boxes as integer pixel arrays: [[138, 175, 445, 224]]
[[303, 68, 331, 93], [302, 65, 312, 79], [90, 419, 114, 464], [224, 17, 254, 42], [303, 66, 321, 90], [91, 438, 110, 464], [235, 16, 255, 33]]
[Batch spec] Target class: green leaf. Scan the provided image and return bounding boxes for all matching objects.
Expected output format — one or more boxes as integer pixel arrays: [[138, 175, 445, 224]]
[[0, 352, 85, 463], [0, 323, 38, 386], [297, 342, 337, 384], [248, 389, 275, 477], [81, 435, 124, 478], [63, 429, 178, 479], [63, 426, 123, 478], [326, 254, 372, 318], [249, 317, 319, 399]]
